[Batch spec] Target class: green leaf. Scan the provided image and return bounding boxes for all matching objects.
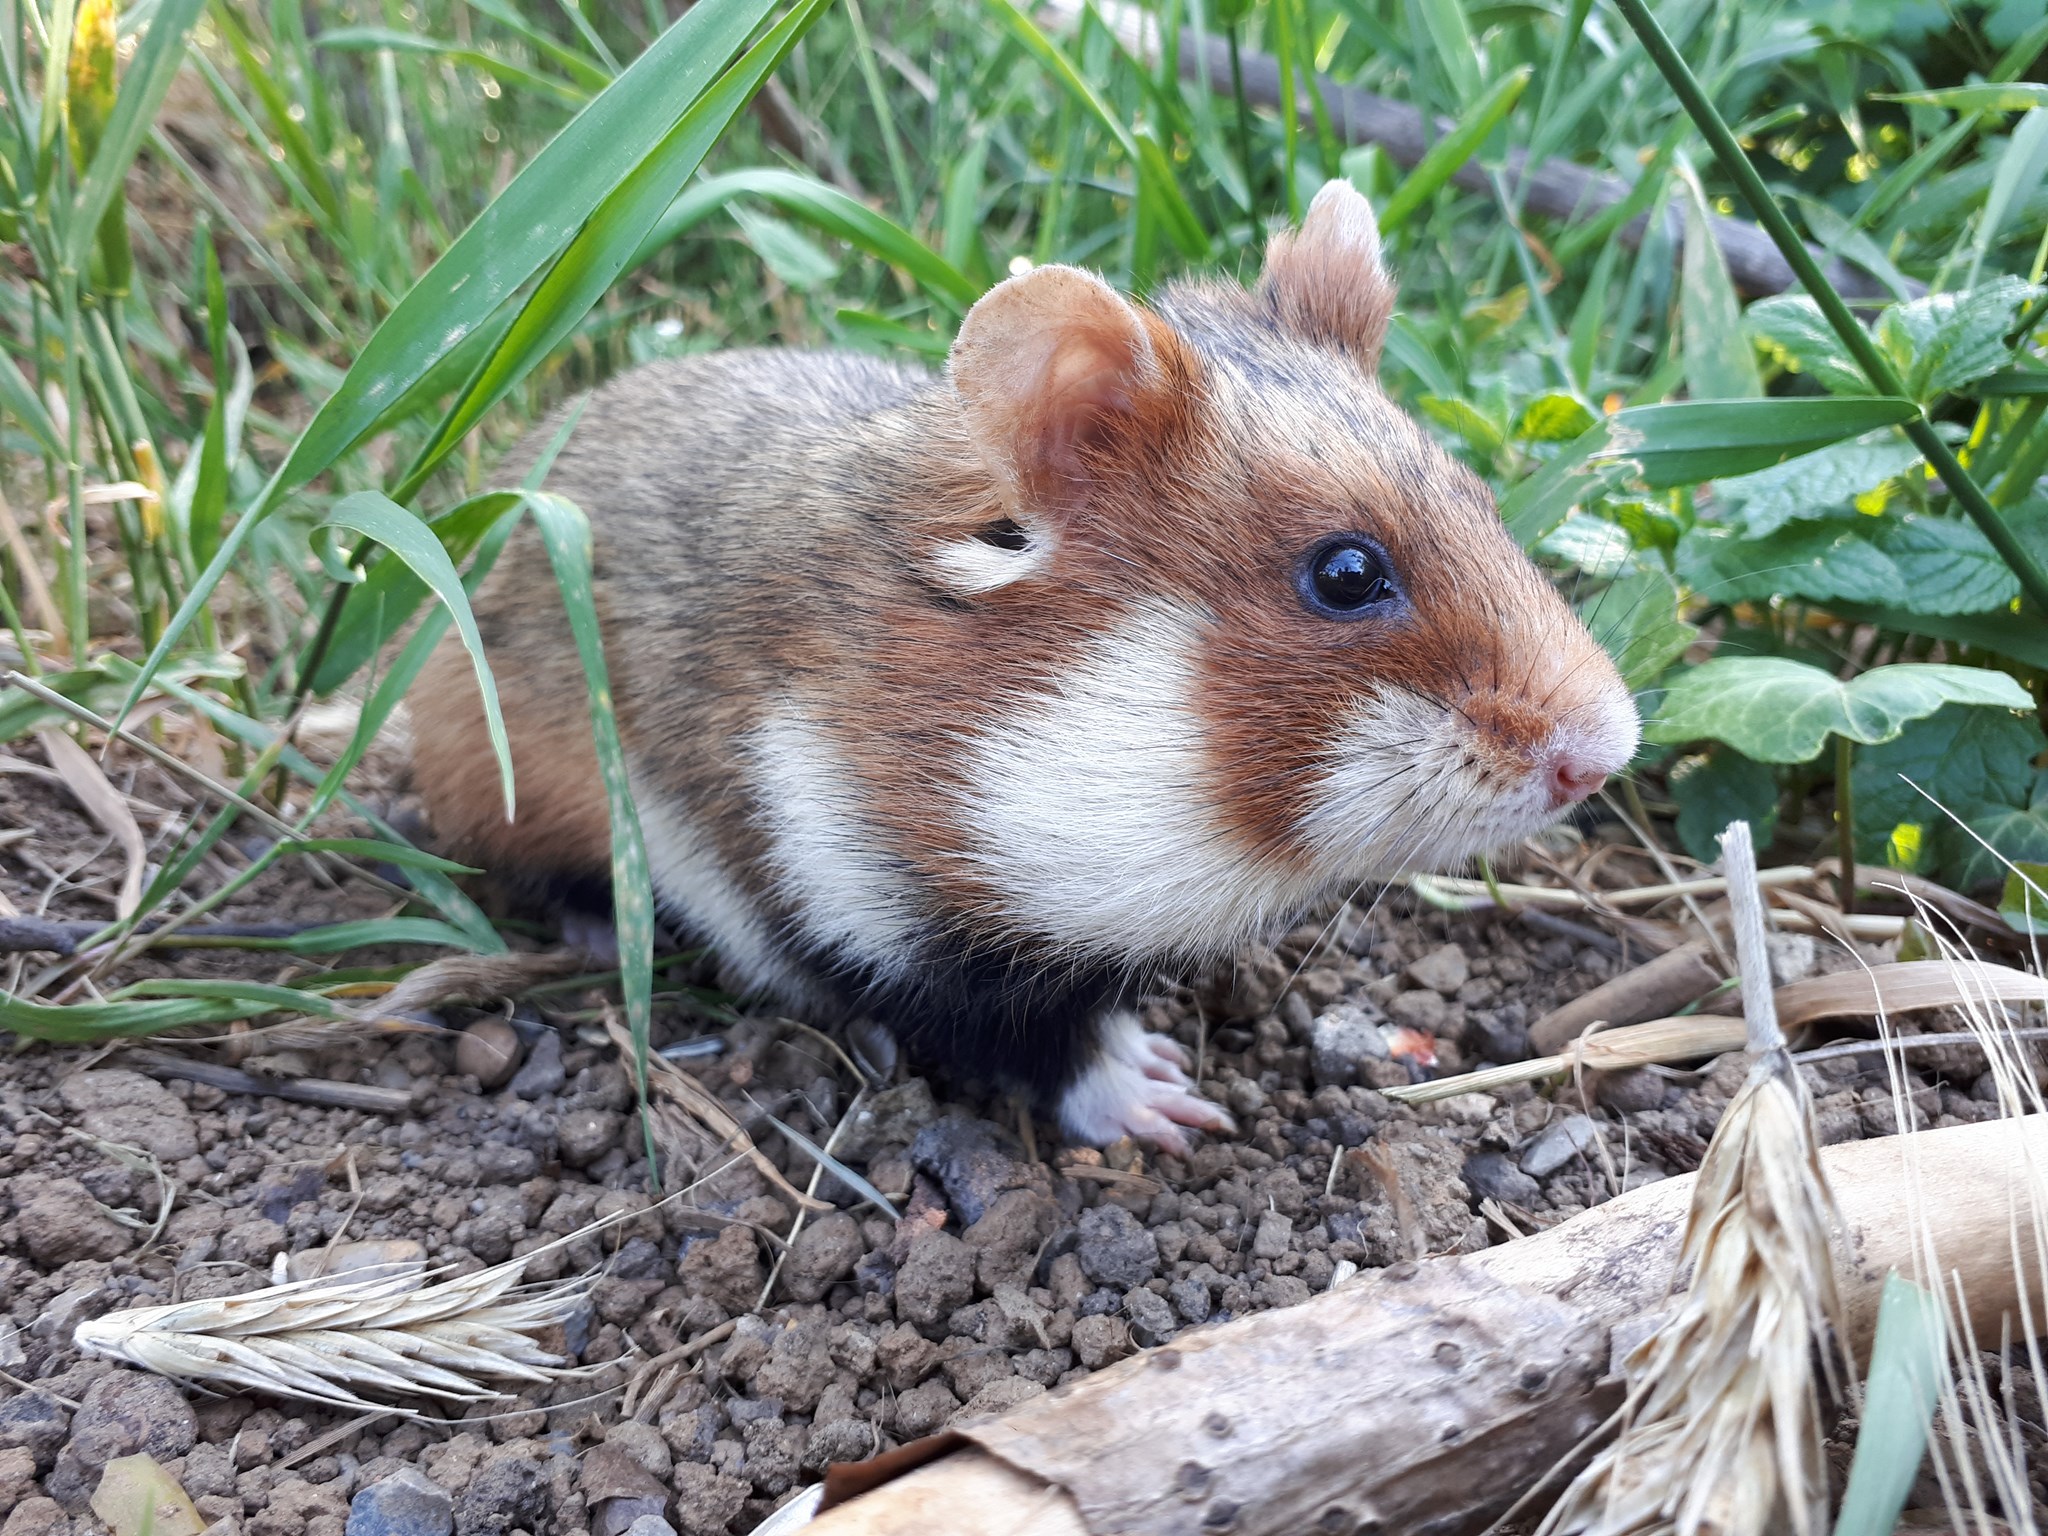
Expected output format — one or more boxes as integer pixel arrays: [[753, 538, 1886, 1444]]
[[1745, 295, 1870, 396], [1668, 748, 1780, 863], [1542, 513, 1633, 577], [1512, 392, 1599, 444], [122, 0, 794, 725], [525, 491, 658, 1149], [0, 345, 62, 458], [1678, 516, 1904, 608], [399, 0, 831, 493], [1418, 395, 1505, 456], [1821, 600, 2048, 672], [635, 168, 981, 309], [1850, 705, 2047, 866], [1679, 170, 1762, 401], [1597, 398, 1920, 490], [0, 993, 261, 1042], [312, 27, 588, 108], [1832, 1274, 1947, 1536], [2002, 864, 2048, 935], [1878, 513, 2032, 616], [729, 202, 840, 290], [1714, 432, 1924, 538], [320, 490, 514, 819], [225, 918, 498, 955], [1376, 65, 1532, 233], [1581, 569, 1698, 690], [1961, 806, 2048, 893], [1876, 276, 2040, 403], [1645, 658, 2033, 763], [1878, 83, 2048, 112]]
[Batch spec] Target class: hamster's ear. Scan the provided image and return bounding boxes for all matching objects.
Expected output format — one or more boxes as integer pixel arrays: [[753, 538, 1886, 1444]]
[[1258, 179, 1396, 370], [949, 264, 1197, 512]]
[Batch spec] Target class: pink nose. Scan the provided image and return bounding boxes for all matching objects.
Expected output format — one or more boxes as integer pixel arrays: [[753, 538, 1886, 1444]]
[[1545, 755, 1609, 808]]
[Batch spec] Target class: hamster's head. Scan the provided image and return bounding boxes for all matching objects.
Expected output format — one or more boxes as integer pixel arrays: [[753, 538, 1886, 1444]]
[[920, 180, 1639, 961]]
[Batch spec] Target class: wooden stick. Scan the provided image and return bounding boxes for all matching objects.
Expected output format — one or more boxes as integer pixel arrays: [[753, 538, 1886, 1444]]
[[808, 1116, 2048, 1536], [1528, 937, 1726, 1056]]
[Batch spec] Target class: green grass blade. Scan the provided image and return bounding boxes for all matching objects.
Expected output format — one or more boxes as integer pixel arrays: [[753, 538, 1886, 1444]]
[[118, 0, 791, 725], [65, 0, 205, 269], [461, 0, 615, 90], [1377, 64, 1532, 234], [1833, 1273, 1946, 1536], [218, 917, 499, 954], [1679, 164, 1762, 401], [1601, 397, 1920, 487], [0, 993, 260, 1041], [320, 490, 515, 820], [313, 27, 589, 110], [188, 228, 230, 570], [0, 343, 63, 458], [397, 0, 833, 496], [636, 168, 980, 307], [525, 490, 658, 1154]]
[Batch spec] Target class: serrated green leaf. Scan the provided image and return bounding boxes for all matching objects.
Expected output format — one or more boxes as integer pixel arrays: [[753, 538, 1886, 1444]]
[[1598, 398, 1919, 490], [1876, 276, 2040, 403], [1678, 517, 1904, 607], [1513, 392, 1599, 444], [1581, 568, 1697, 690], [1645, 658, 2032, 763], [1878, 514, 2028, 616], [1669, 748, 1779, 862], [1715, 432, 1924, 538], [1745, 295, 1870, 395]]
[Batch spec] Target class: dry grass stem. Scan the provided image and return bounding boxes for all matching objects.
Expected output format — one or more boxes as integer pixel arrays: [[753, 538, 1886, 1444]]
[[1536, 821, 1848, 1536]]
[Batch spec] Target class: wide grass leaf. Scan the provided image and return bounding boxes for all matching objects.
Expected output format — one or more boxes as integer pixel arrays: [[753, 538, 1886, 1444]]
[[1879, 83, 2048, 112], [1832, 1274, 1946, 1536], [1376, 65, 1532, 233], [321, 491, 514, 819], [1596, 398, 1919, 489], [400, 0, 832, 493], [1679, 169, 1762, 401], [1645, 658, 2033, 762]]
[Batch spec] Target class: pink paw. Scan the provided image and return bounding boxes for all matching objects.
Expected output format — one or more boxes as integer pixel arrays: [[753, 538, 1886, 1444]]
[[1058, 1012, 1235, 1155]]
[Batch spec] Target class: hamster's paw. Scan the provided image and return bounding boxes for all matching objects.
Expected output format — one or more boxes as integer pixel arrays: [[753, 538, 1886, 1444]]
[[1058, 1011, 1235, 1155]]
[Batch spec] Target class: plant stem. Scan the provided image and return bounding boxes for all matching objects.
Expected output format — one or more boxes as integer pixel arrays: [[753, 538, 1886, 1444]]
[[1834, 733, 1855, 917], [1608, 0, 2048, 618]]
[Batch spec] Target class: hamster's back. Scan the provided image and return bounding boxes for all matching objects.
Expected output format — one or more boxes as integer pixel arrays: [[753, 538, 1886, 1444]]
[[410, 347, 933, 888]]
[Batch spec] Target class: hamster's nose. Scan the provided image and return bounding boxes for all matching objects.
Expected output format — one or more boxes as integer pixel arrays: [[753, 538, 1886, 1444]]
[[1542, 749, 1609, 809]]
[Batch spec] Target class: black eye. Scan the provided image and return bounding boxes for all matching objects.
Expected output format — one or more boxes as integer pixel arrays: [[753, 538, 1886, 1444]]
[[1304, 539, 1397, 616]]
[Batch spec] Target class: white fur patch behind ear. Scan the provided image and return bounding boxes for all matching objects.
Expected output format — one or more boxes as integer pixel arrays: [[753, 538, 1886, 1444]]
[[926, 529, 1051, 595]]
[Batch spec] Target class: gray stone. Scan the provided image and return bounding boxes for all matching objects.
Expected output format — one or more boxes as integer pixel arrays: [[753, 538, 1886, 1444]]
[[58, 1071, 198, 1162], [556, 1107, 623, 1168], [16, 1178, 130, 1266], [509, 1031, 566, 1100], [1594, 1068, 1668, 1114], [1462, 1151, 1541, 1207], [1519, 1114, 1602, 1179], [1308, 1003, 1388, 1089], [453, 1445, 552, 1534], [1122, 1286, 1176, 1347], [347, 1467, 454, 1536], [0, 1394, 70, 1474], [1463, 1008, 1530, 1064], [1074, 1205, 1158, 1290], [837, 1079, 938, 1162], [1386, 988, 1450, 1033], [909, 1116, 1024, 1228], [43, 1369, 197, 1513], [781, 1212, 864, 1304], [1167, 1276, 1212, 1324], [622, 1520, 678, 1536], [1405, 943, 1470, 995], [1251, 1208, 1293, 1260]]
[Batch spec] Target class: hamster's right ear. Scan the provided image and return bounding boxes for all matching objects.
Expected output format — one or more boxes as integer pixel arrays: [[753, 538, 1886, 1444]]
[[1258, 179, 1397, 371], [949, 264, 1199, 516]]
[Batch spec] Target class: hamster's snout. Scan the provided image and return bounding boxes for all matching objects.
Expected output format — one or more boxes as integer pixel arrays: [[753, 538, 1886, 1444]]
[[1538, 732, 1624, 810]]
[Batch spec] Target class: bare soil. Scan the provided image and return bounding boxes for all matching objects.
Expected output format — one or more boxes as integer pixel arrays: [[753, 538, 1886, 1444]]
[[0, 739, 2042, 1536]]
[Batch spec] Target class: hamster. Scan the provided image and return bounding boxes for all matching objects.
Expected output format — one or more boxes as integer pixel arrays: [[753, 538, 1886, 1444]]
[[409, 180, 1641, 1152]]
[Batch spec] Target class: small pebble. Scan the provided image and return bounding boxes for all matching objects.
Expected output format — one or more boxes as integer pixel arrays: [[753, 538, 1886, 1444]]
[[1308, 1003, 1388, 1089], [1463, 1151, 1541, 1207], [1519, 1114, 1601, 1179], [1594, 1068, 1667, 1114], [455, 1017, 522, 1089], [346, 1467, 452, 1536], [1405, 943, 1470, 995], [509, 1030, 566, 1099]]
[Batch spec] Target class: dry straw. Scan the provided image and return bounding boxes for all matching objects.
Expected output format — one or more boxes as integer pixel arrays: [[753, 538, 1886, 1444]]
[[1537, 819, 1848, 1536]]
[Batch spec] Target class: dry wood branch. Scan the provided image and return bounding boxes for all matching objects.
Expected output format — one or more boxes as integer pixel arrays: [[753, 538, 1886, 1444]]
[[1041, 0, 1903, 300], [808, 1116, 2048, 1536], [1529, 938, 1726, 1056]]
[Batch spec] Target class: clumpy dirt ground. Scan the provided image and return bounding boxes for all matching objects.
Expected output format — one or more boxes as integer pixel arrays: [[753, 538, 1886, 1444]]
[[0, 737, 2043, 1536]]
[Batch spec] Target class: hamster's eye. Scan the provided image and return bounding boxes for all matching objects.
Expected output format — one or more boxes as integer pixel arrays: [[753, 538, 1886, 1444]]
[[1303, 538, 1397, 617], [975, 518, 1029, 551]]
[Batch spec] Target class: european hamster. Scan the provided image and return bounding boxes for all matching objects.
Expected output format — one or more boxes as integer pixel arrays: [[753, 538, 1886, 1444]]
[[410, 180, 1640, 1151]]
